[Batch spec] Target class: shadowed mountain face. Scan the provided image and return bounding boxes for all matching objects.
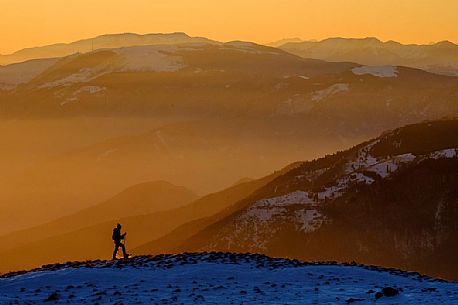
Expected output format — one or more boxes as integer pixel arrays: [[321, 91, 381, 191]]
[[0, 39, 457, 235], [134, 119, 458, 280], [277, 37, 458, 76]]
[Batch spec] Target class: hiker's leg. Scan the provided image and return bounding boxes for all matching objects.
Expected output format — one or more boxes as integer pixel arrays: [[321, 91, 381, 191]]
[[112, 244, 119, 260], [121, 243, 128, 258]]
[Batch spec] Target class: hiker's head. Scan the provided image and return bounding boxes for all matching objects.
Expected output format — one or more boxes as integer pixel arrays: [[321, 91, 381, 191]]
[[117, 223, 122, 229]]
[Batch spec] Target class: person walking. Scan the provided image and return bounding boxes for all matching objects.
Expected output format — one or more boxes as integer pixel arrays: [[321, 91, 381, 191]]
[[112, 223, 129, 259]]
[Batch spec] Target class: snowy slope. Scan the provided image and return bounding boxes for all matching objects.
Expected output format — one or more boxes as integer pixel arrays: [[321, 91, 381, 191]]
[[175, 124, 458, 251], [1, 253, 457, 304]]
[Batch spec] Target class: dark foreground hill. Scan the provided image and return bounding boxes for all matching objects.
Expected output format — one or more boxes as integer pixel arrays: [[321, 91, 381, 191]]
[[135, 119, 458, 280], [1, 252, 457, 304]]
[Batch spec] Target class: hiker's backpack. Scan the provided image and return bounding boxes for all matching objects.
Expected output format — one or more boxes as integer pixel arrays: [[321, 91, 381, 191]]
[[112, 228, 117, 241]]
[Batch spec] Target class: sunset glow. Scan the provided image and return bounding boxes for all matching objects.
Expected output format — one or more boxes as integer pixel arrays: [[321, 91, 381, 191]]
[[1, 0, 458, 297], [1, 0, 457, 54]]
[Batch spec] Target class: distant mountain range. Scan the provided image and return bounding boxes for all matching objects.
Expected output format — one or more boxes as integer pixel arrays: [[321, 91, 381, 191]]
[[0, 34, 457, 235], [134, 119, 458, 280], [0, 32, 216, 66], [3, 33, 457, 76], [275, 37, 458, 76]]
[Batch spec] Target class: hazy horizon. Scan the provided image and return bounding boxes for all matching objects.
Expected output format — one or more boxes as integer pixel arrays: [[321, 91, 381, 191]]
[[1, 0, 457, 54], [2, 31, 457, 57]]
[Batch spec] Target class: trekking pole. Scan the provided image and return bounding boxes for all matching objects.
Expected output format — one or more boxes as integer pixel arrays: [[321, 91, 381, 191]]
[[124, 234, 129, 259]]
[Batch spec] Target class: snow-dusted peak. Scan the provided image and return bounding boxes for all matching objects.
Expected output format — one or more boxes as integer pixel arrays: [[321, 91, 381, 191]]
[[114, 45, 184, 72], [230, 136, 458, 246], [38, 45, 186, 89], [352, 65, 398, 78]]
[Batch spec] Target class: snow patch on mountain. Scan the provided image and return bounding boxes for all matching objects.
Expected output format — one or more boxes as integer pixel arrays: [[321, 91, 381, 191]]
[[305, 142, 455, 202], [367, 153, 416, 178], [241, 191, 325, 234], [39, 46, 185, 88], [352, 65, 398, 78], [57, 86, 106, 106], [40, 68, 101, 88], [74, 85, 106, 95], [114, 45, 184, 72], [298, 75, 310, 80], [249, 191, 314, 209], [345, 140, 380, 172], [294, 209, 324, 233], [311, 83, 349, 102], [430, 148, 457, 159], [0, 58, 58, 89], [59, 99, 76, 107]]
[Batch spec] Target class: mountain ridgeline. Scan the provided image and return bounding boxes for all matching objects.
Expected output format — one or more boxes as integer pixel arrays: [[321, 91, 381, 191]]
[[276, 37, 458, 76], [0, 32, 216, 66]]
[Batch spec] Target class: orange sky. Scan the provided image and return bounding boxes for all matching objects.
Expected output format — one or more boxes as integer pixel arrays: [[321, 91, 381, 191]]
[[1, 0, 457, 54]]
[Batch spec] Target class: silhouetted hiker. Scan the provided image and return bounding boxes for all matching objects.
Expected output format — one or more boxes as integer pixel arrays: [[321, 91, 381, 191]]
[[112, 223, 129, 259]]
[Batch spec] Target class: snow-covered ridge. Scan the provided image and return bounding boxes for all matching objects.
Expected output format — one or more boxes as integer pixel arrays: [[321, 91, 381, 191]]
[[317, 143, 458, 201], [242, 191, 324, 233], [235, 144, 458, 239], [38, 45, 186, 89], [114, 45, 184, 72], [1, 253, 455, 304], [352, 65, 398, 78], [56, 86, 107, 106]]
